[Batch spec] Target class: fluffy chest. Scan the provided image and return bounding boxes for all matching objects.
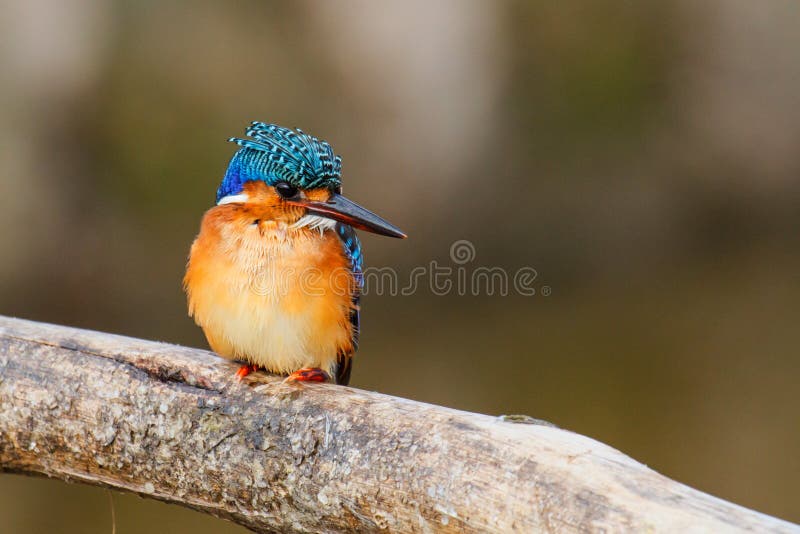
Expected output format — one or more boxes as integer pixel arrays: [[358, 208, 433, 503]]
[[185, 216, 356, 373]]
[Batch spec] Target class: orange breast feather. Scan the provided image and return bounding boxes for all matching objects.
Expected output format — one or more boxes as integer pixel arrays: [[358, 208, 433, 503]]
[[184, 205, 356, 376]]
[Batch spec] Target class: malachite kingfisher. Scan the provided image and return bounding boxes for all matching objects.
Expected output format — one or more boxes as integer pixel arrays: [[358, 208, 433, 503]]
[[184, 122, 405, 385]]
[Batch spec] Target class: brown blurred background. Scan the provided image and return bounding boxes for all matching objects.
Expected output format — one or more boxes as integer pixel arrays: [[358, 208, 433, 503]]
[[1, 0, 799, 531]]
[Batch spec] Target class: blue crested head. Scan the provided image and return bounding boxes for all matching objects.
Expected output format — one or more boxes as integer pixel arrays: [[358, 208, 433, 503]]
[[217, 122, 342, 203]]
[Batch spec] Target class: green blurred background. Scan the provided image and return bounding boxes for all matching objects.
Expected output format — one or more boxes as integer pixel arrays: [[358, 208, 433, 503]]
[[1, 0, 799, 531]]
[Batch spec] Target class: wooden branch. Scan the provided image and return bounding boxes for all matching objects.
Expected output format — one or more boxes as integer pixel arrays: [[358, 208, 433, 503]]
[[0, 316, 795, 533]]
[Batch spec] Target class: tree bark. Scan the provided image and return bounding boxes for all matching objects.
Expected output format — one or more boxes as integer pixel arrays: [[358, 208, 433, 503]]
[[0, 315, 795, 533]]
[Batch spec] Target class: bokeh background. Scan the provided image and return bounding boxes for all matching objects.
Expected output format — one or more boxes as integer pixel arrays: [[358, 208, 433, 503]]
[[1, 0, 799, 531]]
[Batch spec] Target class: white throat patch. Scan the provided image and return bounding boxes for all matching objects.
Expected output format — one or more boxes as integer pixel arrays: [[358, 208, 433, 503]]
[[291, 214, 337, 235]]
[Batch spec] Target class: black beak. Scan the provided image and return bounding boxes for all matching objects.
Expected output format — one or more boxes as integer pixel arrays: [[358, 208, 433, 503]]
[[291, 194, 407, 238]]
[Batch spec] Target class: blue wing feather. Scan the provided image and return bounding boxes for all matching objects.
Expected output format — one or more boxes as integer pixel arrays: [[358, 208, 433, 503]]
[[334, 223, 362, 385]]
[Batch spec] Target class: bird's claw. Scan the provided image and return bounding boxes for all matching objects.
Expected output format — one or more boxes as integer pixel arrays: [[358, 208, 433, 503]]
[[283, 367, 330, 383], [235, 364, 260, 381]]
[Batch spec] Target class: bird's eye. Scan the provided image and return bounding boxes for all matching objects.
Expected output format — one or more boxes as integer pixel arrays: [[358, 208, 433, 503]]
[[275, 181, 299, 199], [333, 185, 342, 195]]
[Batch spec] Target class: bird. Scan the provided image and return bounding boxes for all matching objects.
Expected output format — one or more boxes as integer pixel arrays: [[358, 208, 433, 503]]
[[184, 122, 405, 385]]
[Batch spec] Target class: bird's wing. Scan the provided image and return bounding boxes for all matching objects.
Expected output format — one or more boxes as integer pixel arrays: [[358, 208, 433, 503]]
[[334, 223, 362, 385]]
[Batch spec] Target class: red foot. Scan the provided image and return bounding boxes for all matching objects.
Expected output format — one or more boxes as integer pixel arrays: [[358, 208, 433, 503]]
[[284, 367, 330, 383], [235, 364, 260, 381]]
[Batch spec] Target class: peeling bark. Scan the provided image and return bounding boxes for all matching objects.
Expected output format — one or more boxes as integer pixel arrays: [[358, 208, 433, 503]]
[[0, 316, 796, 533]]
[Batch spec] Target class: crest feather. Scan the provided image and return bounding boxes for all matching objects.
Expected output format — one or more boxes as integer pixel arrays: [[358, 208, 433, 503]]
[[216, 122, 342, 203]]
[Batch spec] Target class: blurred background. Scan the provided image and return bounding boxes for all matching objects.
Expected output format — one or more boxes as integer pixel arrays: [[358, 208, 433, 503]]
[[1, 0, 799, 531]]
